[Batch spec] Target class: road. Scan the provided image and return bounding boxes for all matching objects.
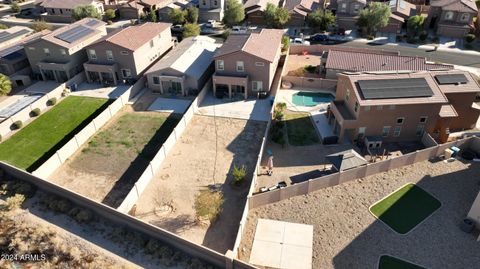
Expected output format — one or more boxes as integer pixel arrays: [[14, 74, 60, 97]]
[[334, 40, 480, 68]]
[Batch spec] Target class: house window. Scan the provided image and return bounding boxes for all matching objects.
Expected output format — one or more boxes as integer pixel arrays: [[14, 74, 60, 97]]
[[255, 62, 264, 67], [445, 11, 454, 20], [153, 76, 160, 85], [158, 33, 162, 39], [416, 125, 425, 136], [460, 13, 470, 22], [121, 69, 131, 78], [89, 49, 97, 60], [376, 105, 383, 110], [354, 101, 359, 112], [340, 3, 347, 12], [252, 81, 263, 91], [202, 0, 206, 5], [214, 0, 218, 5], [51, 8, 55, 14], [389, 105, 396, 110], [121, 51, 129, 55], [420, 116, 428, 123], [345, 89, 350, 101], [217, 60, 224, 70], [394, 126, 402, 137], [106, 50, 114, 61], [149, 40, 154, 48], [396, 117, 405, 124], [43, 48, 50, 56], [60, 49, 66, 55], [353, 4, 360, 13], [364, 106, 370, 111], [358, 127, 366, 136], [382, 126, 391, 137], [60, 9, 63, 14], [236, 61, 244, 72]]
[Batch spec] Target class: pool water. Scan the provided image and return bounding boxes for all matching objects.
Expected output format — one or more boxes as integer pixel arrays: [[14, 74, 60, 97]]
[[292, 92, 335, 107]]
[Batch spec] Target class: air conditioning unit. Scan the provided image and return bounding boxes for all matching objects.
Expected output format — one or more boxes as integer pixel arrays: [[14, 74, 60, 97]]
[[444, 148, 453, 159]]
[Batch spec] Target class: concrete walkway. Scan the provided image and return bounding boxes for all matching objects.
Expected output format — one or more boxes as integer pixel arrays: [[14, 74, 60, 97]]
[[70, 83, 130, 99], [148, 97, 192, 114], [311, 111, 334, 140]]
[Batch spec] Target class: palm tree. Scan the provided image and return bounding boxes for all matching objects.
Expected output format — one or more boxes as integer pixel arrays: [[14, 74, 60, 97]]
[[0, 74, 12, 96]]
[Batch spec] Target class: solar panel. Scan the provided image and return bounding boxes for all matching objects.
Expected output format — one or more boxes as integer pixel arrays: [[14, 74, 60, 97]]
[[0, 29, 31, 44], [54, 25, 94, 44], [0, 95, 42, 118], [85, 19, 101, 27], [435, 74, 468, 85], [0, 45, 22, 58], [0, 32, 10, 38], [358, 78, 434, 100]]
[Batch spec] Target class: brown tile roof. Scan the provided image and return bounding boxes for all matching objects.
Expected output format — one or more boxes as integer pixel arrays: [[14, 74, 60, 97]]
[[285, 0, 320, 16], [390, 0, 416, 18], [244, 0, 281, 13], [326, 49, 453, 72], [40, 0, 97, 9], [439, 104, 459, 117], [102, 22, 171, 51], [214, 29, 284, 62], [431, 0, 477, 12]]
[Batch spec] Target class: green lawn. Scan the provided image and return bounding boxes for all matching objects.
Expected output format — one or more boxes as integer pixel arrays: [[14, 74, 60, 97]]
[[378, 255, 425, 269], [370, 183, 441, 234], [0, 96, 109, 171], [284, 111, 319, 146]]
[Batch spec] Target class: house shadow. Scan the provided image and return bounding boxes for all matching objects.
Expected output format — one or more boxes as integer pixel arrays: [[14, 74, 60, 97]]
[[331, 162, 480, 269]]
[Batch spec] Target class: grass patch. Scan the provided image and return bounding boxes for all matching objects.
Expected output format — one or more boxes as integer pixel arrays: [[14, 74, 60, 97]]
[[0, 96, 109, 171], [378, 255, 425, 269], [370, 183, 441, 234], [194, 189, 224, 223], [284, 111, 319, 146]]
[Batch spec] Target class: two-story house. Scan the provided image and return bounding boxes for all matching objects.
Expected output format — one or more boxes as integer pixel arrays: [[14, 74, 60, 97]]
[[244, 0, 282, 26], [119, 0, 164, 19], [333, 0, 366, 30], [83, 22, 173, 85], [24, 18, 107, 82], [212, 29, 283, 99], [38, 0, 104, 23], [426, 0, 478, 37], [199, 0, 224, 22], [0, 27, 34, 50], [284, 0, 321, 27]]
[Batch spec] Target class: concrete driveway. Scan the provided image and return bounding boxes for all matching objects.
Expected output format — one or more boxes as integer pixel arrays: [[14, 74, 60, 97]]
[[196, 92, 272, 122], [70, 83, 131, 99]]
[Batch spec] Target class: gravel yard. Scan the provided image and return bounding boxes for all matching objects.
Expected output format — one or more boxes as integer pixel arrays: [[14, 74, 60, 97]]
[[240, 159, 480, 269]]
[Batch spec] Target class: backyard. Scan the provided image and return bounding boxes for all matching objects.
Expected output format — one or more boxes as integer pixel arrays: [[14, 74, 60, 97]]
[[284, 111, 319, 146], [0, 96, 110, 171], [49, 106, 179, 207]]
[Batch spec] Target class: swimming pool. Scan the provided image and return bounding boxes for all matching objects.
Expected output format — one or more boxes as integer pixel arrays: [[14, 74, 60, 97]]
[[292, 92, 334, 107]]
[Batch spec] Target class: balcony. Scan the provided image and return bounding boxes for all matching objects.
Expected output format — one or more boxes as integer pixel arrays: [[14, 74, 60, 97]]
[[330, 101, 356, 128]]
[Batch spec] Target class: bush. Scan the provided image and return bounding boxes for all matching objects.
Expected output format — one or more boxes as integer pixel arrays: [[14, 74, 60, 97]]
[[432, 36, 439, 44], [232, 164, 246, 186], [1, 194, 25, 211], [465, 34, 476, 43], [366, 35, 375, 40], [11, 120, 22, 130], [3, 181, 36, 198], [194, 190, 223, 222], [419, 31, 428, 41], [304, 65, 316, 73], [47, 97, 57, 106], [105, 9, 116, 20], [74, 209, 93, 223], [10, 2, 20, 13], [30, 108, 41, 117]]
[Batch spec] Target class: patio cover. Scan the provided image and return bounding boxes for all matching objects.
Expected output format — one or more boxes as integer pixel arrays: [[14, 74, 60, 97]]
[[326, 149, 367, 172]]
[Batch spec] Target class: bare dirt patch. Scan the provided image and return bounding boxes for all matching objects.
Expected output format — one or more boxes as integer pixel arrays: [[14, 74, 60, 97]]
[[134, 115, 266, 253]]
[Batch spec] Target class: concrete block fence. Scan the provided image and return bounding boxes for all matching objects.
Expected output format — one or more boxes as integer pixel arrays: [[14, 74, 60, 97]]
[[282, 75, 337, 91]]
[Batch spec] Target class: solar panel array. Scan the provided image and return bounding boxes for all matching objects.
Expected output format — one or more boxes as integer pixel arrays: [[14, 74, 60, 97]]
[[358, 78, 434, 100], [54, 25, 95, 44], [434, 74, 468, 85], [0, 45, 22, 58], [0, 29, 31, 44], [0, 95, 42, 118]]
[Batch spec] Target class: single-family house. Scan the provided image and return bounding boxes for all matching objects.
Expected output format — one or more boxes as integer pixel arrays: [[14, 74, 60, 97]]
[[0, 27, 34, 50], [212, 29, 284, 99], [333, 0, 366, 30], [24, 18, 107, 82], [425, 0, 478, 37], [119, 0, 164, 19], [83, 22, 173, 85], [199, 0, 224, 22], [145, 36, 219, 95], [284, 0, 321, 27], [244, 0, 282, 26], [38, 0, 104, 23], [157, 0, 190, 22]]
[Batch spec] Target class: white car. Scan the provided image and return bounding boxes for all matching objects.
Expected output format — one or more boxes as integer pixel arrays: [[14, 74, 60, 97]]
[[290, 37, 310, 45]]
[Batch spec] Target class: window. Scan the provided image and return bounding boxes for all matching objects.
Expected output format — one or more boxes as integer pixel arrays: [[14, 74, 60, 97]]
[[216, 60, 224, 70], [345, 89, 350, 101], [419, 116, 428, 123], [376, 105, 383, 110], [353, 4, 360, 12], [358, 127, 366, 136], [106, 50, 114, 61], [460, 13, 470, 22], [396, 117, 405, 124], [158, 33, 162, 39], [255, 62, 265, 67], [89, 49, 97, 60], [153, 76, 160, 85], [445, 11, 454, 20], [60, 9, 63, 14], [43, 48, 50, 56], [121, 69, 131, 78], [149, 40, 154, 48], [51, 8, 55, 14], [60, 49, 66, 55], [416, 125, 425, 136], [389, 105, 396, 110], [252, 81, 263, 91], [364, 106, 370, 111], [214, 0, 217, 5], [382, 126, 391, 137], [202, 0, 206, 5], [340, 3, 347, 12], [354, 101, 359, 112], [394, 126, 402, 137], [121, 51, 129, 55], [236, 61, 244, 72]]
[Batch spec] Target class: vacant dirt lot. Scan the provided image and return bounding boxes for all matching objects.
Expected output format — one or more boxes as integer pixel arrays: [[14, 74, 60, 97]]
[[240, 159, 480, 269], [49, 106, 179, 207], [134, 115, 266, 253]]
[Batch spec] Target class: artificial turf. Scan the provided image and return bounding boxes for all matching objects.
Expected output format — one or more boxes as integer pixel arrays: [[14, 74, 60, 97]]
[[0, 96, 109, 171], [284, 111, 319, 146], [378, 255, 426, 269], [370, 183, 441, 234]]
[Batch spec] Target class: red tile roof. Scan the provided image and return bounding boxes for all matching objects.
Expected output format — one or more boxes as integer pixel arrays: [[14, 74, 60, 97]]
[[103, 22, 171, 51], [431, 0, 477, 12]]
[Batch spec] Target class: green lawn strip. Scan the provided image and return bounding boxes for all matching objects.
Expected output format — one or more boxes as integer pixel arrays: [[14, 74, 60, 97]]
[[378, 255, 426, 269], [284, 111, 319, 146], [0, 96, 109, 170], [370, 183, 441, 234]]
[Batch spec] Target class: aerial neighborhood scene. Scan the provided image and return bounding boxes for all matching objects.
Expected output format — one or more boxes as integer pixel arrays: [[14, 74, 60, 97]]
[[1, 0, 480, 268]]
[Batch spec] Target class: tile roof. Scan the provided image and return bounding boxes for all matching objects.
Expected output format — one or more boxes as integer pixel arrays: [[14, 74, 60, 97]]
[[285, 0, 320, 16], [38, 18, 106, 49], [39, 0, 97, 9], [0, 30, 50, 58], [214, 29, 284, 62], [244, 0, 281, 13], [325, 49, 453, 72], [431, 71, 480, 94], [430, 0, 478, 12], [439, 104, 459, 117], [101, 22, 171, 51], [390, 0, 416, 18]]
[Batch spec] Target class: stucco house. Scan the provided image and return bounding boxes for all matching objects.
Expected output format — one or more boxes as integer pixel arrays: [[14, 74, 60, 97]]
[[157, 0, 190, 22], [244, 0, 282, 26], [285, 0, 322, 27], [333, 0, 366, 30], [83, 22, 173, 85], [37, 0, 104, 23], [199, 0, 224, 22], [145, 36, 219, 96], [212, 29, 284, 99], [0, 27, 34, 50], [119, 0, 164, 19], [425, 0, 478, 37], [24, 18, 107, 82]]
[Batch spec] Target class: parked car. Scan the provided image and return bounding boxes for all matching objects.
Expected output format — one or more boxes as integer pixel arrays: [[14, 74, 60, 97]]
[[328, 35, 354, 42], [205, 20, 216, 28], [231, 26, 247, 34], [290, 37, 310, 45], [309, 33, 329, 42], [171, 24, 184, 32], [367, 37, 389, 45]]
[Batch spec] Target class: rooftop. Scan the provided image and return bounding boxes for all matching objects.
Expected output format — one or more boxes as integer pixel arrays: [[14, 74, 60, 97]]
[[38, 18, 106, 49], [431, 71, 480, 93], [0, 26, 33, 48], [0, 30, 50, 59], [39, 0, 97, 9], [326, 149, 367, 172], [431, 0, 478, 12]]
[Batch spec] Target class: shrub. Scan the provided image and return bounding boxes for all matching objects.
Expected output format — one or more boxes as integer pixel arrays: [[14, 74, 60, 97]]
[[465, 34, 476, 43], [74, 209, 93, 223], [11, 2, 20, 13], [232, 164, 246, 186], [47, 97, 57, 106], [12, 120, 22, 130], [4, 181, 36, 198], [30, 108, 41, 117], [2, 194, 25, 211], [194, 190, 223, 222], [145, 239, 161, 254], [304, 65, 316, 73], [105, 9, 116, 20], [432, 36, 439, 44], [419, 31, 428, 41]]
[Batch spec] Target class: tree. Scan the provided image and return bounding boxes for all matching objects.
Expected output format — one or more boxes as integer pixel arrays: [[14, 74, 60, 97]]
[[0, 24, 9, 30], [264, 3, 290, 28], [307, 9, 335, 32], [30, 21, 52, 32], [148, 9, 157, 22], [282, 35, 289, 51], [264, 3, 277, 28], [186, 6, 199, 24], [0, 74, 12, 96], [72, 5, 102, 21], [169, 8, 186, 25], [183, 23, 200, 38], [223, 0, 244, 27], [105, 9, 116, 20], [11, 2, 20, 13], [357, 2, 391, 37], [407, 15, 425, 36]]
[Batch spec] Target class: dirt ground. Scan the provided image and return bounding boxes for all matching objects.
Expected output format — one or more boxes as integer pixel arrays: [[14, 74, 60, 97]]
[[49, 106, 179, 208], [240, 159, 480, 269], [285, 54, 323, 77], [134, 115, 267, 253]]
